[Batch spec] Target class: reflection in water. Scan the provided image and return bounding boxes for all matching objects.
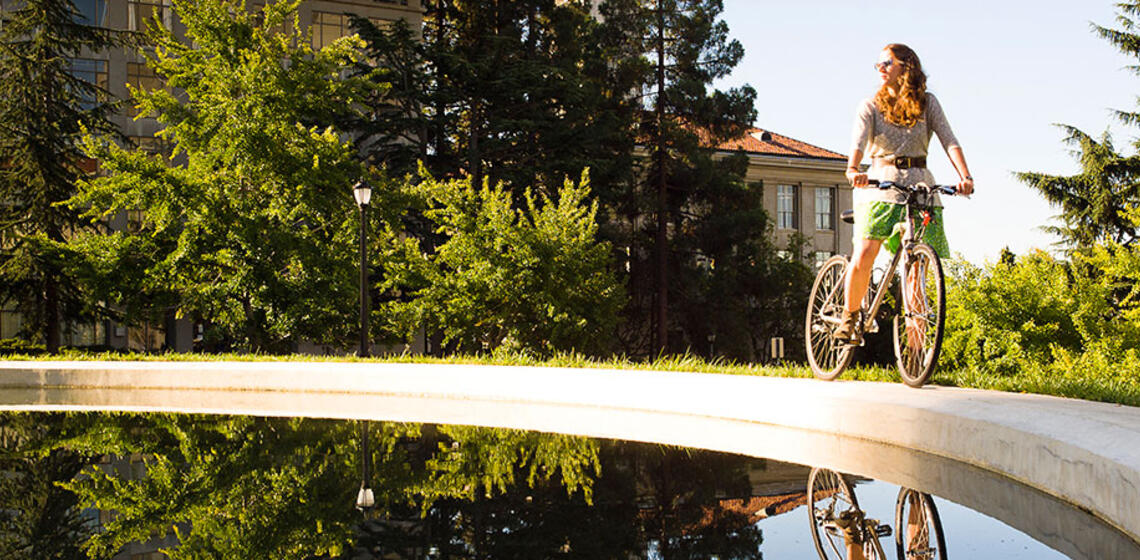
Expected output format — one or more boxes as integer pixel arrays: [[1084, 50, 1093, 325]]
[[807, 467, 944, 560], [0, 412, 1135, 559], [0, 413, 780, 559]]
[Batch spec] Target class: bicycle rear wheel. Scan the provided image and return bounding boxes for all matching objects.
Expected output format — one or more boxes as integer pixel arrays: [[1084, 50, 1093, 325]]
[[895, 488, 948, 560], [892, 243, 945, 387], [808, 468, 859, 560], [806, 255, 854, 380]]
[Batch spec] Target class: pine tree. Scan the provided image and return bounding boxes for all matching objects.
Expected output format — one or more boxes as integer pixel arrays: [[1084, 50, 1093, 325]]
[[0, 0, 132, 351], [1015, 127, 1140, 250], [1016, 3, 1140, 251], [350, 0, 634, 201], [599, 0, 760, 355]]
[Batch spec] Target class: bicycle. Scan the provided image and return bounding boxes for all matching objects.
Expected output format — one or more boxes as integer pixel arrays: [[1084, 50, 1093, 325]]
[[807, 467, 948, 560], [805, 180, 957, 387]]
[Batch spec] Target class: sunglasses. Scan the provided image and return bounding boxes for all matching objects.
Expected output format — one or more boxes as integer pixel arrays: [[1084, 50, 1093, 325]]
[[874, 59, 899, 71]]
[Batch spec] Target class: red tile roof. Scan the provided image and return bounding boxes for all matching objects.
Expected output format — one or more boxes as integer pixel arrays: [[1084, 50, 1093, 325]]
[[717, 127, 846, 160]]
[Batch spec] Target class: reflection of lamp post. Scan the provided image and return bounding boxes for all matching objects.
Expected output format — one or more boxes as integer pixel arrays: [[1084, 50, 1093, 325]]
[[353, 181, 372, 358], [356, 420, 375, 513]]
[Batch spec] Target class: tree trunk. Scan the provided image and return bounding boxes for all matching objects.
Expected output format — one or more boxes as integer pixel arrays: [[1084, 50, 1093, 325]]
[[44, 274, 61, 353], [653, 0, 668, 354]]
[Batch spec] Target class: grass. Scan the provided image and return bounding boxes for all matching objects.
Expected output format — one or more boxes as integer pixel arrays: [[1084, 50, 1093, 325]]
[[2, 349, 1137, 408]]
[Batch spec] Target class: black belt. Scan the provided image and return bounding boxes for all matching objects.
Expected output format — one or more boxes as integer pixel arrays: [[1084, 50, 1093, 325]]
[[876, 155, 927, 169]]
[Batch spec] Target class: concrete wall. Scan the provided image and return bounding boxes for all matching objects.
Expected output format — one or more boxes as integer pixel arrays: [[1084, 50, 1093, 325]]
[[0, 360, 1137, 557]]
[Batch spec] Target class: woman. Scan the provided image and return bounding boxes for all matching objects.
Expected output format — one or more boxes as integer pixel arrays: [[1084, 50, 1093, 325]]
[[835, 43, 974, 342]]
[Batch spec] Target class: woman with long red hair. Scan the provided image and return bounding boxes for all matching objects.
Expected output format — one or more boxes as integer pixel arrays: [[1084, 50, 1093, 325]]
[[834, 43, 975, 343]]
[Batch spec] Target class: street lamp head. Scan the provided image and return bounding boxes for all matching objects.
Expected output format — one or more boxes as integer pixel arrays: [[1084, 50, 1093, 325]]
[[356, 485, 375, 511], [353, 180, 372, 206]]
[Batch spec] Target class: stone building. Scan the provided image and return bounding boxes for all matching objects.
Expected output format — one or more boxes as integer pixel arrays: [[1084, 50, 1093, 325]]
[[714, 127, 852, 267]]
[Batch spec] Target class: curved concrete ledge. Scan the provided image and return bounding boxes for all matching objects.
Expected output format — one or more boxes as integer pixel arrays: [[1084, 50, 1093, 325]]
[[1, 360, 1138, 554]]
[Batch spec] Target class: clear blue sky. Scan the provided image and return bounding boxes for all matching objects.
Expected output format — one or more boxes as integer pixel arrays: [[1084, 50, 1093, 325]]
[[715, 0, 1137, 264]]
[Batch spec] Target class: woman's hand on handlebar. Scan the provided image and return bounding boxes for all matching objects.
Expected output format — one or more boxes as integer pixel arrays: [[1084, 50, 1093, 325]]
[[957, 176, 974, 196], [847, 169, 869, 188]]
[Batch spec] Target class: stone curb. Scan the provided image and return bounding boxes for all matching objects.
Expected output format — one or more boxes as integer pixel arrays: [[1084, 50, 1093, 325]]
[[1, 360, 1138, 545]]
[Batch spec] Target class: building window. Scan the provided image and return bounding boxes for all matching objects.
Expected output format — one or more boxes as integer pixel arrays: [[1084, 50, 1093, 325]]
[[777, 184, 798, 230], [68, 58, 108, 110], [128, 0, 173, 32], [1, 308, 22, 339], [73, 0, 108, 26], [311, 11, 352, 50], [128, 135, 172, 156], [63, 320, 105, 347], [815, 186, 835, 231], [126, 62, 162, 117], [813, 251, 832, 269]]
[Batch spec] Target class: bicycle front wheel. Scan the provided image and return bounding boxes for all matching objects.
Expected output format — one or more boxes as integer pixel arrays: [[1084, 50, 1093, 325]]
[[895, 488, 948, 560], [808, 468, 859, 560], [892, 243, 945, 387], [806, 255, 854, 380]]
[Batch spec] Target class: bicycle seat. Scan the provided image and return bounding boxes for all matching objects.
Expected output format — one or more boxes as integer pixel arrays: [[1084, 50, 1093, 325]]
[[841, 209, 854, 224]]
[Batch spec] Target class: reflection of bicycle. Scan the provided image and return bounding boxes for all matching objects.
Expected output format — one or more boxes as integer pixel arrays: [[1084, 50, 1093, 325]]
[[807, 467, 947, 560], [805, 181, 958, 387]]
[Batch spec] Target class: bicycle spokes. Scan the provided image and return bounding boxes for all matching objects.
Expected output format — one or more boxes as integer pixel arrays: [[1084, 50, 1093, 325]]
[[806, 256, 855, 380], [893, 244, 945, 387]]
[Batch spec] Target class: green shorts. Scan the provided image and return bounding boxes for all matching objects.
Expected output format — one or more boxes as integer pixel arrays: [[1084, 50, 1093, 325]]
[[853, 201, 950, 257]]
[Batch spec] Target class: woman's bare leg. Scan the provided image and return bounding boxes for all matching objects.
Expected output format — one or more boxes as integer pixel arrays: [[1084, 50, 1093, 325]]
[[846, 542, 869, 560], [845, 239, 883, 314]]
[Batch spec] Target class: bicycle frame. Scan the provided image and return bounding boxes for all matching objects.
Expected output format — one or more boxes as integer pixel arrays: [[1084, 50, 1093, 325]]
[[857, 183, 947, 334]]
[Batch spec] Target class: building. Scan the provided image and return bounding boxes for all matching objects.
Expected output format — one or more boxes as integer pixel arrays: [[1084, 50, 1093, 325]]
[[714, 127, 852, 269]]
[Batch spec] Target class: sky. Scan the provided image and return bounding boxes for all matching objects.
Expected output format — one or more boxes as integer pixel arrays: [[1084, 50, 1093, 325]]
[[714, 0, 1139, 264]]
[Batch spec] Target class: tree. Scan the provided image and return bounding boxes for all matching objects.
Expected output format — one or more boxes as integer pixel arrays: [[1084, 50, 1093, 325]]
[[379, 170, 625, 355], [69, 0, 379, 352], [350, 1, 636, 198], [0, 0, 133, 351], [1014, 127, 1140, 250], [351, 0, 792, 359], [1015, 3, 1140, 252], [598, 0, 761, 355]]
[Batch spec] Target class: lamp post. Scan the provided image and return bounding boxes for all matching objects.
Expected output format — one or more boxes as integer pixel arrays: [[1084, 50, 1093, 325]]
[[353, 180, 372, 358], [356, 420, 375, 513]]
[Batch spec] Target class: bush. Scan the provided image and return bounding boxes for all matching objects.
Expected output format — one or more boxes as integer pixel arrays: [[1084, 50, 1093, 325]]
[[0, 338, 46, 356], [379, 170, 625, 356], [943, 241, 1140, 386]]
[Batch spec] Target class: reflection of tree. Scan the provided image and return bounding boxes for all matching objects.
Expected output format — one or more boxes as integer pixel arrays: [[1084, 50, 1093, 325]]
[[0, 413, 95, 560], [56, 414, 363, 559], [17, 413, 774, 559], [347, 440, 766, 559], [630, 445, 764, 560]]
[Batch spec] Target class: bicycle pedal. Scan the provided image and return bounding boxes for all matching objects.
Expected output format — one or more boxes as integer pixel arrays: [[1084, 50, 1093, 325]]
[[874, 523, 892, 538]]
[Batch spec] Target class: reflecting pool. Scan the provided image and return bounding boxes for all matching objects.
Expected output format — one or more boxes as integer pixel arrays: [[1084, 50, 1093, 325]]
[[1, 412, 1135, 559]]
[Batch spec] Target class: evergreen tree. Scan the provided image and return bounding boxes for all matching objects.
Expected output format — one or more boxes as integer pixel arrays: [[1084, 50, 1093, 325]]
[[1015, 126, 1140, 250], [0, 0, 132, 351], [1016, 3, 1140, 251], [350, 0, 635, 201], [599, 0, 762, 355]]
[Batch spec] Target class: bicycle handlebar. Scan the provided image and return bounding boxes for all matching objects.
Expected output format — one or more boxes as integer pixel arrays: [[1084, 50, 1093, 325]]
[[867, 179, 957, 195]]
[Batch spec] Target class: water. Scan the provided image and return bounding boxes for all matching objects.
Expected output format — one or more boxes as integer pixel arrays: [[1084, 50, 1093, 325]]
[[0, 412, 1134, 559]]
